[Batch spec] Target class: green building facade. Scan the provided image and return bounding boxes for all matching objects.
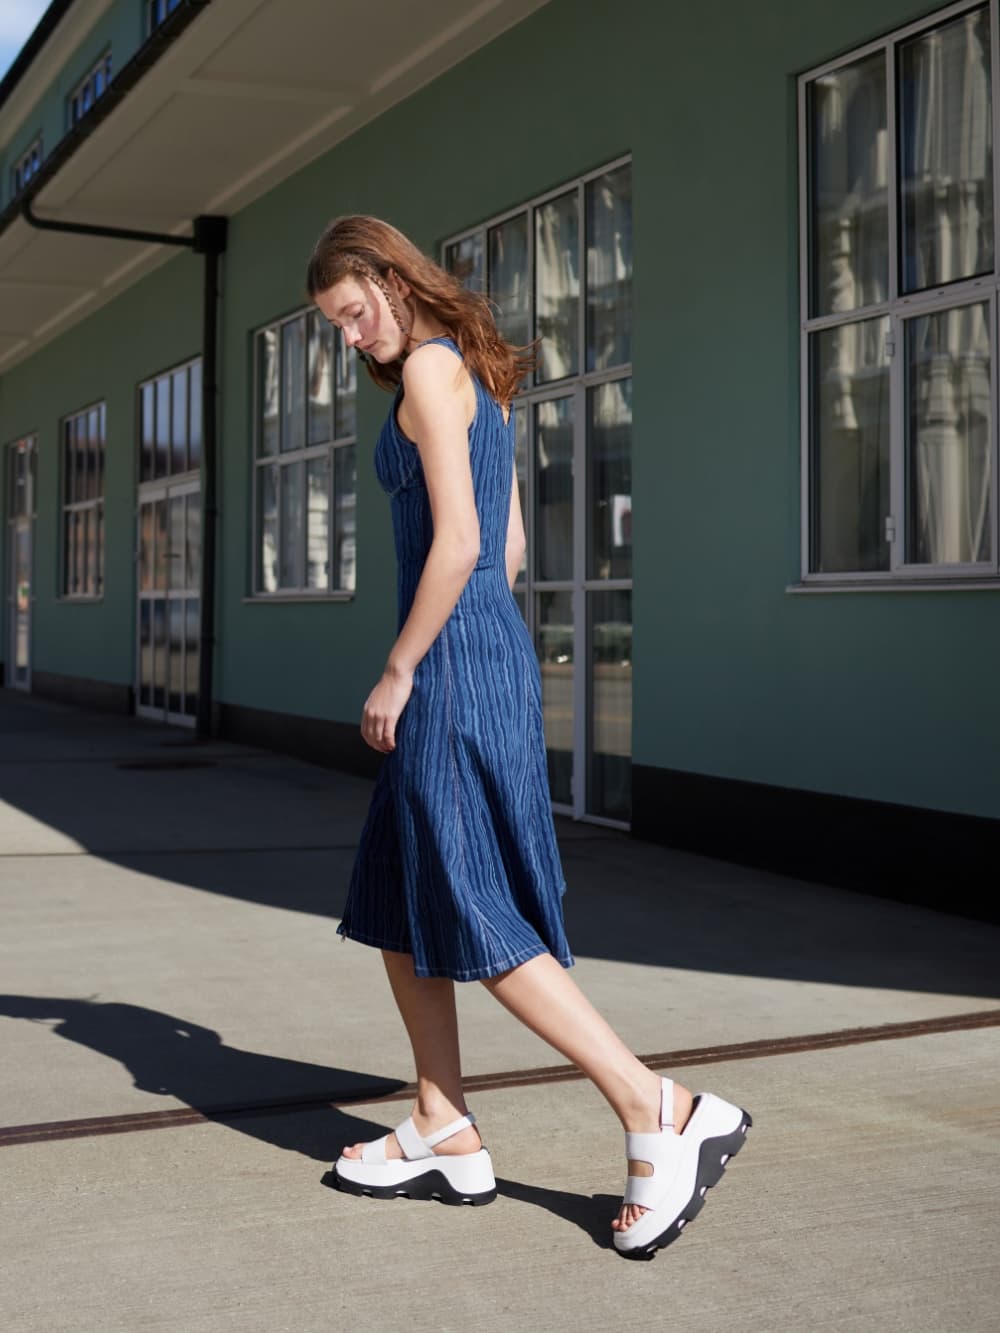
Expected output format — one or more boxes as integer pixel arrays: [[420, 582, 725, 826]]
[[2, 0, 997, 917]]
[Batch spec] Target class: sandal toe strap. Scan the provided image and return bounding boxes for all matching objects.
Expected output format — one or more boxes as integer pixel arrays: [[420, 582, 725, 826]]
[[360, 1133, 392, 1165]]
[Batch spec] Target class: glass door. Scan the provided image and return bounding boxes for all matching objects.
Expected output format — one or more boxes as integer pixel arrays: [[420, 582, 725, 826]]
[[5, 438, 35, 691]]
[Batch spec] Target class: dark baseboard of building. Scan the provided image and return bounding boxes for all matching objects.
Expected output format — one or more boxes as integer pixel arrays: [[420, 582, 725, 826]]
[[632, 764, 999, 925], [218, 701, 381, 780], [31, 669, 132, 715]]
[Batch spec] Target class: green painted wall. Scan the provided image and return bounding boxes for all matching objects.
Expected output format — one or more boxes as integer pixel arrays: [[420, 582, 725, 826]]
[[0, 250, 202, 682], [2, 0, 145, 208], [2, 0, 997, 822]]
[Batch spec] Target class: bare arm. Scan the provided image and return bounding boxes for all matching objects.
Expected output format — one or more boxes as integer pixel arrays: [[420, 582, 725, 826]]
[[505, 461, 526, 592], [361, 345, 480, 753]]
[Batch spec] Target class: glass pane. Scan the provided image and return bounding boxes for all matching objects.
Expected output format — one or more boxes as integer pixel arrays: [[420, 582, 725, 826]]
[[899, 7, 993, 293], [139, 503, 154, 591], [168, 495, 185, 590], [98, 405, 106, 498], [168, 600, 184, 715], [445, 234, 484, 291], [12, 444, 26, 517], [152, 599, 166, 710], [280, 461, 304, 587], [586, 164, 632, 369], [589, 589, 632, 821], [139, 599, 152, 707], [154, 499, 168, 590], [489, 214, 530, 348], [171, 369, 187, 474], [184, 598, 199, 717], [810, 317, 891, 572], [185, 493, 201, 590], [87, 409, 100, 499], [535, 590, 573, 805], [906, 302, 992, 564], [72, 510, 84, 595], [63, 511, 73, 594], [13, 525, 29, 683], [155, 378, 170, 478], [306, 455, 330, 590], [75, 417, 88, 504], [281, 317, 306, 453], [259, 330, 279, 456], [80, 509, 90, 595], [141, 383, 155, 483], [96, 505, 104, 594], [808, 53, 888, 317], [535, 191, 580, 382], [335, 330, 357, 440], [514, 402, 528, 585], [258, 464, 278, 592], [534, 397, 574, 581], [307, 310, 333, 446], [189, 359, 202, 469], [334, 445, 357, 593], [87, 507, 100, 596], [588, 378, 632, 580], [63, 421, 73, 505]]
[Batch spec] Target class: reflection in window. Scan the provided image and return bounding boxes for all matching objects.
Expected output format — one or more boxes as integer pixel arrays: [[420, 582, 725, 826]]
[[68, 52, 112, 127], [906, 302, 991, 564], [140, 359, 202, 483], [587, 165, 632, 369], [810, 319, 890, 572], [254, 309, 357, 594], [899, 7, 993, 294], [535, 192, 580, 382], [61, 403, 106, 597], [588, 379, 632, 580]]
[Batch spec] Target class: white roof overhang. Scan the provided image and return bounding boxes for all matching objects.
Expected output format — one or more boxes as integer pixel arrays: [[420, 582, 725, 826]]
[[0, 0, 549, 373]]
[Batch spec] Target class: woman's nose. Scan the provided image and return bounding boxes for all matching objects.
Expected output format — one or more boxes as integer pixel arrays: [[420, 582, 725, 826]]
[[343, 326, 362, 348]]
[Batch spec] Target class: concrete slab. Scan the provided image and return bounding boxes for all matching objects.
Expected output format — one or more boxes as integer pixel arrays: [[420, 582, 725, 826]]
[[2, 1031, 997, 1333]]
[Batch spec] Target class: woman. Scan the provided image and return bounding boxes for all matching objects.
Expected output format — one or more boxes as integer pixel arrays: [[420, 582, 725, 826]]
[[306, 216, 750, 1257]]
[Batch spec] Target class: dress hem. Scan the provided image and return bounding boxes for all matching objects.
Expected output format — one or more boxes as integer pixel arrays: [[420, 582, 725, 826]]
[[336, 922, 574, 982]]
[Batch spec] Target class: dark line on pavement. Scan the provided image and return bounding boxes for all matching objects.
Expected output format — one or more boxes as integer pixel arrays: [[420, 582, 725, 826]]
[[2, 1007, 997, 1148]]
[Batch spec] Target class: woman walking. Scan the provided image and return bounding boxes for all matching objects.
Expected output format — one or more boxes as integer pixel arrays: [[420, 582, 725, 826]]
[[307, 216, 750, 1257]]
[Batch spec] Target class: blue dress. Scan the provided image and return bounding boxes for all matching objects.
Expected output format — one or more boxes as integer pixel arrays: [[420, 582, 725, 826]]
[[338, 338, 574, 981]]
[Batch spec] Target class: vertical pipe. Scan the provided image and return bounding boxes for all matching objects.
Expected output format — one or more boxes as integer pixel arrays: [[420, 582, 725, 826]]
[[195, 216, 227, 735]]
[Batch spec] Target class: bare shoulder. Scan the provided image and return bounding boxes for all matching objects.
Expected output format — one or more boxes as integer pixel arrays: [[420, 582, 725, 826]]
[[399, 342, 475, 436]]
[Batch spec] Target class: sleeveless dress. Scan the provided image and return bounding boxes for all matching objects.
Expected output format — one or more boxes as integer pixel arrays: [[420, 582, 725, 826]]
[[337, 337, 574, 981]]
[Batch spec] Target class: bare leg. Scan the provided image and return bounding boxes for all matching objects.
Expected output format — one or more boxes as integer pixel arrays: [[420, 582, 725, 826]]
[[340, 949, 480, 1160], [481, 952, 693, 1233]]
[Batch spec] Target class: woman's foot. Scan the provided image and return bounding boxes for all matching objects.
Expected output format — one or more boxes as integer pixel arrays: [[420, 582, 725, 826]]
[[612, 1078, 694, 1234], [333, 1107, 496, 1206], [340, 1105, 482, 1161]]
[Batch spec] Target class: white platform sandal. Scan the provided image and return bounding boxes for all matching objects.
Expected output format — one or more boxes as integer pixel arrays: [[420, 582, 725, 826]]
[[614, 1077, 751, 1258], [330, 1112, 497, 1207]]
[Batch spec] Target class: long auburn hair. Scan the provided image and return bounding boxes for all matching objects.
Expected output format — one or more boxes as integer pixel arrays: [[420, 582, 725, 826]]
[[305, 215, 533, 406]]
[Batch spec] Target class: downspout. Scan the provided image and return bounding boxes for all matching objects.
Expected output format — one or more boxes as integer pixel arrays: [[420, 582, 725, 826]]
[[20, 199, 228, 737]]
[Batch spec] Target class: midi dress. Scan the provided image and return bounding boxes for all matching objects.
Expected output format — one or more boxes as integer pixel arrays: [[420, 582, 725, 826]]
[[337, 337, 574, 981]]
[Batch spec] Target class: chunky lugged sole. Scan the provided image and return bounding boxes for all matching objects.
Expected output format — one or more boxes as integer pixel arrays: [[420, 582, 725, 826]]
[[617, 1109, 752, 1259], [323, 1147, 497, 1207]]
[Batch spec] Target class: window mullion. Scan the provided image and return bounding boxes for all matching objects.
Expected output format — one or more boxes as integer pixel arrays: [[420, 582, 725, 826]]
[[886, 42, 899, 305], [992, 293, 1000, 570], [889, 311, 905, 571]]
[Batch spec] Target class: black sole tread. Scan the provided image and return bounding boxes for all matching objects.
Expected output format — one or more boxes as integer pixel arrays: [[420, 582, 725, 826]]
[[322, 1166, 497, 1207]]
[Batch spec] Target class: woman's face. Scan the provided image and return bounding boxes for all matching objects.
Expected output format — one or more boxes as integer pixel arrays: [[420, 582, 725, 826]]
[[314, 275, 406, 363]]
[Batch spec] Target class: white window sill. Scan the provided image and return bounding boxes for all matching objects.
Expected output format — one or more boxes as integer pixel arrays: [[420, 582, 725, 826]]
[[787, 578, 1000, 594], [243, 592, 355, 604]]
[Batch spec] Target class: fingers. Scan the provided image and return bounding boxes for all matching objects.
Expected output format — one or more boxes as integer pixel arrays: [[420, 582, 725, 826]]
[[361, 709, 396, 753]]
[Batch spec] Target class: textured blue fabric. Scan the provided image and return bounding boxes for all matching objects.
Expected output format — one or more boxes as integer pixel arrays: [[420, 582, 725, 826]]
[[338, 337, 574, 981]]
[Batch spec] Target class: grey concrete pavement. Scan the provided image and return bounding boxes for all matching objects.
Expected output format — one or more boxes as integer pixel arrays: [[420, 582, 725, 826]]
[[1, 690, 998, 1331]]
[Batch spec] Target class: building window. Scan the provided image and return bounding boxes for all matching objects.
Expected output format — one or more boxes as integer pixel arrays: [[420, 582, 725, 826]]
[[12, 138, 42, 197], [253, 309, 357, 595], [801, 2, 1000, 582], [61, 403, 106, 598], [68, 51, 112, 127], [139, 357, 202, 482], [147, 0, 182, 33], [444, 157, 633, 824]]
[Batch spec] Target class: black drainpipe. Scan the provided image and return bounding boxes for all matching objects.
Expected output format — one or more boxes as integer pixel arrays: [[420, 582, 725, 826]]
[[20, 198, 228, 738]]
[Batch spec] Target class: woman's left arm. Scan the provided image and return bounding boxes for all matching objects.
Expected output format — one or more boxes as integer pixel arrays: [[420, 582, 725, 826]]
[[360, 345, 480, 754]]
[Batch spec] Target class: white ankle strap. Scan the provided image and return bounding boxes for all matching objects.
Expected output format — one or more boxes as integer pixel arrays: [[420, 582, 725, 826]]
[[423, 1112, 476, 1149], [660, 1077, 675, 1129]]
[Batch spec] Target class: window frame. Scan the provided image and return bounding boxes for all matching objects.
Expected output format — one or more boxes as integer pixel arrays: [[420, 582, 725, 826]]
[[67, 50, 113, 128], [11, 136, 42, 198], [249, 306, 358, 600], [442, 155, 634, 827], [59, 401, 106, 601], [798, 0, 1000, 588]]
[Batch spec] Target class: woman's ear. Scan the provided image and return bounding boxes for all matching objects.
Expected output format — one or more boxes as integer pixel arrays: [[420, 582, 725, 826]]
[[388, 267, 411, 301]]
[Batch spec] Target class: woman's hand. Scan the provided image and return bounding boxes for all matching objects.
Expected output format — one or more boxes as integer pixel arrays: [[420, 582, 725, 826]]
[[360, 667, 413, 753]]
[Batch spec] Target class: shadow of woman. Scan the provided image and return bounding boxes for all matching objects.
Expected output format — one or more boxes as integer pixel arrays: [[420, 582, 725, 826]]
[[0, 993, 404, 1163], [495, 1178, 620, 1250]]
